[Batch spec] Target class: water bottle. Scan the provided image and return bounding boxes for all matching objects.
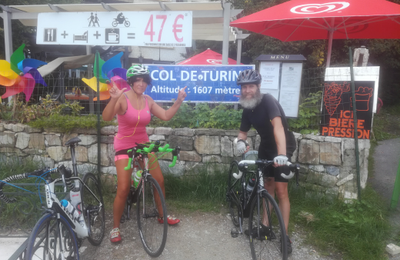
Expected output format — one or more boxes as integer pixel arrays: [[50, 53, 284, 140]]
[[61, 199, 80, 221], [133, 170, 142, 188], [246, 178, 255, 194]]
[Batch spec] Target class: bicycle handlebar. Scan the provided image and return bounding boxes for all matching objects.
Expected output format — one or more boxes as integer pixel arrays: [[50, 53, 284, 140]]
[[124, 141, 181, 171], [235, 160, 300, 180], [0, 165, 72, 204]]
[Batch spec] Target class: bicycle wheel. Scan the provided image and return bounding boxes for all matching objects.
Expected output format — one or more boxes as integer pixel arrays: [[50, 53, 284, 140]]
[[227, 160, 243, 227], [248, 191, 287, 260], [26, 213, 79, 260], [81, 173, 105, 246], [136, 175, 167, 257]]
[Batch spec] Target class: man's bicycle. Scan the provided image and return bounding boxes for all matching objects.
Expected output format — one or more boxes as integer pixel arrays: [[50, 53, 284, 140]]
[[121, 141, 180, 257], [226, 148, 299, 260], [0, 137, 105, 260]]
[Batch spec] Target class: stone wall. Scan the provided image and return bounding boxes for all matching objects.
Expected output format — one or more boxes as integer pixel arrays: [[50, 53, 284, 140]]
[[0, 123, 370, 200]]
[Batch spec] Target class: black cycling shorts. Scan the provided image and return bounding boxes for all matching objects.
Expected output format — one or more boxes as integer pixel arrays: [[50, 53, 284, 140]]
[[263, 163, 291, 183]]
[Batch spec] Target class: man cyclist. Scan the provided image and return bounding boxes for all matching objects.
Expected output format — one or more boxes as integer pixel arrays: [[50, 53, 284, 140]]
[[236, 69, 296, 254]]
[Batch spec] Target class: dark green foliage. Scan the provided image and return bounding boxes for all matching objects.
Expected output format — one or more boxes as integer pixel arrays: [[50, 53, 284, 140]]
[[290, 183, 390, 260], [27, 114, 115, 133], [288, 91, 322, 134], [149, 103, 242, 129]]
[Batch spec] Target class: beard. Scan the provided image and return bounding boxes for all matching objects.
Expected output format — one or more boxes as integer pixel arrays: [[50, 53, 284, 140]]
[[239, 88, 263, 109]]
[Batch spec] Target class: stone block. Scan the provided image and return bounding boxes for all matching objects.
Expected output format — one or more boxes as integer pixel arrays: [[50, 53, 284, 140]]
[[320, 142, 341, 165], [47, 146, 68, 162], [168, 135, 193, 151], [29, 133, 45, 150], [195, 128, 225, 136], [174, 128, 195, 136], [44, 134, 62, 146], [298, 139, 320, 164], [149, 134, 165, 141], [336, 174, 354, 186], [146, 127, 154, 135], [16, 132, 30, 149], [203, 155, 222, 163], [78, 134, 97, 146], [386, 244, 400, 256], [88, 143, 110, 166], [4, 123, 25, 132], [154, 127, 173, 135], [194, 135, 220, 154], [100, 126, 116, 135], [0, 132, 15, 147], [179, 151, 201, 162], [221, 136, 233, 157]]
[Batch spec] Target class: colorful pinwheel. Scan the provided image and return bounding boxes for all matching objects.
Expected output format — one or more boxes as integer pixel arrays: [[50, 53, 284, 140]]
[[82, 52, 130, 101], [0, 44, 47, 102]]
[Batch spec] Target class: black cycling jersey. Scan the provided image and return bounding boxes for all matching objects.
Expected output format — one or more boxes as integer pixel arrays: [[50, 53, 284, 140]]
[[240, 94, 296, 159]]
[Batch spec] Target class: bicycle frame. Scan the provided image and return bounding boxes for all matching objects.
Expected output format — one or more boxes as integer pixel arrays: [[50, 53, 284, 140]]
[[43, 175, 89, 238]]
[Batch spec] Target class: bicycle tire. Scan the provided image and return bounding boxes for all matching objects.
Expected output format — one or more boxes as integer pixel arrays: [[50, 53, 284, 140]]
[[137, 175, 167, 257], [248, 191, 287, 260], [25, 212, 79, 260], [227, 160, 243, 227], [81, 173, 105, 246]]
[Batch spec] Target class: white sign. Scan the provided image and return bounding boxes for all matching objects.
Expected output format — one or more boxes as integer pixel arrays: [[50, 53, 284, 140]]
[[324, 66, 380, 113], [259, 62, 280, 91], [280, 63, 302, 117], [258, 61, 302, 118], [37, 11, 192, 47]]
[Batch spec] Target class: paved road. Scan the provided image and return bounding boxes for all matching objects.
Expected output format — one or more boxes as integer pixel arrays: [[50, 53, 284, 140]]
[[369, 138, 400, 259]]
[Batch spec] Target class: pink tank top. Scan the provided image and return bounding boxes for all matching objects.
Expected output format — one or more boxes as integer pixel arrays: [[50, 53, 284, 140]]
[[114, 94, 151, 152]]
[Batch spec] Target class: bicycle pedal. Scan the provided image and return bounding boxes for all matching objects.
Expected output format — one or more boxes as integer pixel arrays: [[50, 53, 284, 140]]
[[231, 228, 240, 238]]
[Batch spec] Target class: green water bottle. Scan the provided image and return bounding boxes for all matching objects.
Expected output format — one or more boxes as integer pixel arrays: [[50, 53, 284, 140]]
[[133, 170, 142, 188]]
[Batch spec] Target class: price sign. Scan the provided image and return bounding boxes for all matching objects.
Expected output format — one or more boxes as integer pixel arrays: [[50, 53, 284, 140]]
[[37, 11, 192, 47]]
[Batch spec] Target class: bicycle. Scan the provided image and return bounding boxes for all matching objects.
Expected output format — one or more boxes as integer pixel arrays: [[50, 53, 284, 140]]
[[120, 141, 180, 257], [0, 136, 105, 260], [226, 147, 299, 260]]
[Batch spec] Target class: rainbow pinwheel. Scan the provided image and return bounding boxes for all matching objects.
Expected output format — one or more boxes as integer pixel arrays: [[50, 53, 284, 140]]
[[0, 44, 47, 102], [82, 52, 130, 101]]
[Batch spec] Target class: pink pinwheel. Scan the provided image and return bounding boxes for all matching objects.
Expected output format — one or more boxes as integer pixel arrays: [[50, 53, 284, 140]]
[[82, 52, 130, 101], [0, 44, 47, 102]]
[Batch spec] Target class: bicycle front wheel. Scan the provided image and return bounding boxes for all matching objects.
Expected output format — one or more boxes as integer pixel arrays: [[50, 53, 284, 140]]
[[81, 173, 105, 246], [137, 175, 167, 257], [227, 160, 243, 227], [248, 191, 287, 260], [26, 213, 79, 260]]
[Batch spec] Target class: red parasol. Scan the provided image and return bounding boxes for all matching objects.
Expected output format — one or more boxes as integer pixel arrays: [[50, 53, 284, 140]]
[[230, 0, 400, 66], [178, 48, 240, 65]]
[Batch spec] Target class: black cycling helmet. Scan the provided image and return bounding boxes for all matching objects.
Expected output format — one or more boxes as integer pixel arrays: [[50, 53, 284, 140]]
[[236, 69, 262, 85]]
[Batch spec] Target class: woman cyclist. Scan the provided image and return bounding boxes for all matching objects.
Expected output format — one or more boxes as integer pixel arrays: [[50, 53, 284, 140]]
[[102, 64, 187, 243]]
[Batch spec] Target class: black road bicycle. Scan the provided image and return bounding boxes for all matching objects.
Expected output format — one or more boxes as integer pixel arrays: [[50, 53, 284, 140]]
[[226, 150, 299, 260], [0, 137, 105, 260]]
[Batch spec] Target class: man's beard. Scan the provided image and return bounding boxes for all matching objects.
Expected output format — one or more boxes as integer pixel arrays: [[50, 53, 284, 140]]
[[239, 88, 263, 109]]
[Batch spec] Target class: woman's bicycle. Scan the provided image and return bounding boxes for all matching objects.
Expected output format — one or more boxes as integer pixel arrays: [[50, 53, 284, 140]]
[[226, 149, 299, 260], [0, 137, 105, 260], [121, 141, 180, 257]]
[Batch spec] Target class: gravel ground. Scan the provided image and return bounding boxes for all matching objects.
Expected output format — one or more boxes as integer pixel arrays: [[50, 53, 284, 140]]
[[80, 209, 341, 260]]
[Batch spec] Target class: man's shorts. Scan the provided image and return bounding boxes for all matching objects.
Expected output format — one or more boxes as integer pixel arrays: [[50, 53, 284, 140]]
[[263, 163, 291, 183]]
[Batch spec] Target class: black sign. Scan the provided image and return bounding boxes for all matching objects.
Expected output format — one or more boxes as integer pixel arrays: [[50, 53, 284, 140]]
[[320, 81, 374, 139]]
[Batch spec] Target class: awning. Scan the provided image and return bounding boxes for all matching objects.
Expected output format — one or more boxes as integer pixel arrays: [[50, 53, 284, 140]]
[[38, 54, 94, 77]]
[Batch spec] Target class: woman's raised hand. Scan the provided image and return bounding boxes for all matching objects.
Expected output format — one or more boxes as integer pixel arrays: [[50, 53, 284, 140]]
[[109, 80, 124, 99], [177, 86, 187, 103]]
